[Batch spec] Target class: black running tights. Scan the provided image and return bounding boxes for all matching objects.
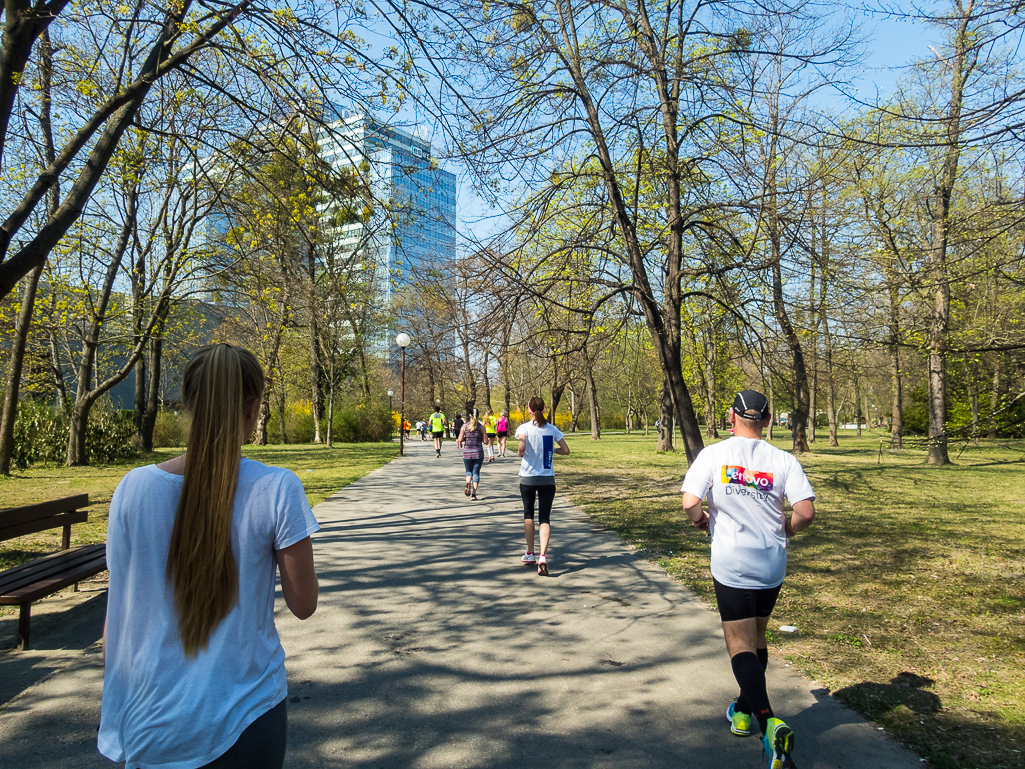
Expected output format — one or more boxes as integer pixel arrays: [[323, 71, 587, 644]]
[[202, 699, 287, 768], [520, 483, 556, 525]]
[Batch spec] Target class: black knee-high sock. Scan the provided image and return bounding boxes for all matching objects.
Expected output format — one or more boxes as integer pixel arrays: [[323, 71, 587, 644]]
[[736, 647, 769, 714], [731, 651, 773, 734]]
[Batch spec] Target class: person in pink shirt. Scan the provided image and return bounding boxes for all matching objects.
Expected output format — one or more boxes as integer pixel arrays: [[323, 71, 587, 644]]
[[496, 411, 510, 457]]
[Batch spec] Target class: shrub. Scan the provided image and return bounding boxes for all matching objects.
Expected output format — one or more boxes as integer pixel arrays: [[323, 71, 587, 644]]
[[152, 409, 188, 448], [330, 397, 394, 443], [11, 400, 69, 468], [903, 387, 929, 436], [87, 407, 136, 464], [11, 399, 136, 468], [259, 396, 393, 444]]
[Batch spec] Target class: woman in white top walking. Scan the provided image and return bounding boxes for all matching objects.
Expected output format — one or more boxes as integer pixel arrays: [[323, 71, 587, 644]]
[[99, 344, 320, 769], [516, 396, 570, 575]]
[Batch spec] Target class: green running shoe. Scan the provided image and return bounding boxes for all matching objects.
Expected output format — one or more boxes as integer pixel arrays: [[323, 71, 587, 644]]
[[726, 700, 754, 736], [763, 717, 796, 769]]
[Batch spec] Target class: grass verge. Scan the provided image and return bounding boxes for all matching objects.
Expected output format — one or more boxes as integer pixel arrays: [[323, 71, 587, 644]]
[[559, 430, 1025, 769], [0, 442, 399, 572]]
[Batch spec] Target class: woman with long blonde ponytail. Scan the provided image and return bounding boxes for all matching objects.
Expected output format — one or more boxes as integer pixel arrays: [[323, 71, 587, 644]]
[[457, 408, 487, 500], [99, 344, 320, 769]]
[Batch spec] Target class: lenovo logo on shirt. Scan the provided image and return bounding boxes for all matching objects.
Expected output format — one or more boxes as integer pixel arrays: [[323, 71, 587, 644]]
[[721, 465, 774, 492]]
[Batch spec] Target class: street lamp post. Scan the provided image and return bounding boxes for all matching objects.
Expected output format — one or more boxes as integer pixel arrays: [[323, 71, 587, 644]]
[[396, 333, 411, 455], [387, 390, 394, 412]]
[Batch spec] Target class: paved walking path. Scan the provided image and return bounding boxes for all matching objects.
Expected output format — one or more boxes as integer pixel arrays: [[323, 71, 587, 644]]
[[0, 438, 923, 767]]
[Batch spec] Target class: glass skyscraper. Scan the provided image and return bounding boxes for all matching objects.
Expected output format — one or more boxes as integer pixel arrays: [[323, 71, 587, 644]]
[[316, 110, 457, 308]]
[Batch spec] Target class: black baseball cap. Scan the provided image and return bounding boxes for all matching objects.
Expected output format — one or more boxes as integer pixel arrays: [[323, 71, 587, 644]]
[[732, 390, 770, 420]]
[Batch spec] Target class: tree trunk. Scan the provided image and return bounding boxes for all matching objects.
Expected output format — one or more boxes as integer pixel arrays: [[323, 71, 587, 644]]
[[766, 372, 775, 442], [307, 242, 322, 443], [0, 35, 56, 474], [43, 283, 69, 411], [926, 11, 970, 466], [133, 355, 147, 439], [886, 277, 903, 449], [0, 261, 44, 475], [68, 189, 137, 466], [255, 316, 286, 445], [625, 384, 633, 434], [887, 351, 901, 446], [855, 373, 862, 437], [482, 346, 492, 409], [704, 343, 719, 439], [656, 375, 674, 452], [967, 359, 979, 445], [501, 340, 512, 418], [131, 219, 147, 444], [988, 356, 1002, 439], [423, 343, 438, 411], [325, 367, 335, 448], [771, 258, 810, 454], [277, 386, 288, 444], [808, 366, 817, 442], [587, 366, 601, 440], [807, 244, 817, 444], [550, 381, 567, 422], [818, 179, 838, 447], [682, 314, 716, 439], [460, 334, 477, 416], [68, 392, 100, 467], [310, 311, 322, 444], [820, 341, 837, 447], [255, 398, 270, 445], [568, 384, 581, 432], [140, 330, 164, 451]]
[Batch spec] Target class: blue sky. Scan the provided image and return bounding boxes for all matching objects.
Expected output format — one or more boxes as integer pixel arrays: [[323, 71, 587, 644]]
[[362, 5, 940, 251]]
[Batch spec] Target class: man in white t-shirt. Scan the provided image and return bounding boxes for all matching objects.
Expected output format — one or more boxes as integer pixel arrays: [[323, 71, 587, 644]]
[[681, 390, 815, 769]]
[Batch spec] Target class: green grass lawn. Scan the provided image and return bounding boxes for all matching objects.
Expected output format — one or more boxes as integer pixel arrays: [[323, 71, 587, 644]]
[[559, 429, 1025, 769], [0, 442, 399, 571]]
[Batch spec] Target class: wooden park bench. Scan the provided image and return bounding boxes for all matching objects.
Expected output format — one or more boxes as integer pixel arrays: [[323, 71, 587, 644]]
[[0, 494, 106, 650]]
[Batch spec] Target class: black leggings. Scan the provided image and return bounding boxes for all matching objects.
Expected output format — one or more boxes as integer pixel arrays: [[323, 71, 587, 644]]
[[520, 483, 556, 525], [202, 698, 287, 769]]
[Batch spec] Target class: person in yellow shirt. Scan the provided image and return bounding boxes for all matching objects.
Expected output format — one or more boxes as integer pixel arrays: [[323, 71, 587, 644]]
[[429, 406, 447, 458], [483, 409, 498, 462]]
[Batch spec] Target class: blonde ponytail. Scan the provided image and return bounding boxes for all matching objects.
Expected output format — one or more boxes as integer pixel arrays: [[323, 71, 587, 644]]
[[166, 344, 264, 657]]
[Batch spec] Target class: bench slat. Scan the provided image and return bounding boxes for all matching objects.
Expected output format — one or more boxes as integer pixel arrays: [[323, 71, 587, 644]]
[[0, 545, 106, 595], [0, 510, 88, 543], [0, 553, 108, 604], [0, 494, 90, 531]]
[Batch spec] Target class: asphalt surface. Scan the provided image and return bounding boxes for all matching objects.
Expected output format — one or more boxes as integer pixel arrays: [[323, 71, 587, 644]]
[[0, 437, 924, 768]]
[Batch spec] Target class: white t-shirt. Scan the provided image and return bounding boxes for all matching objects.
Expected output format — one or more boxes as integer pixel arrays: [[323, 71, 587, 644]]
[[98, 459, 320, 769], [516, 421, 565, 479], [681, 437, 814, 589]]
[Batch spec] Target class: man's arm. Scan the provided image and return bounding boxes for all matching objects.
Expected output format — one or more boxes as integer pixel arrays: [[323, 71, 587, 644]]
[[682, 491, 708, 532], [787, 498, 815, 536]]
